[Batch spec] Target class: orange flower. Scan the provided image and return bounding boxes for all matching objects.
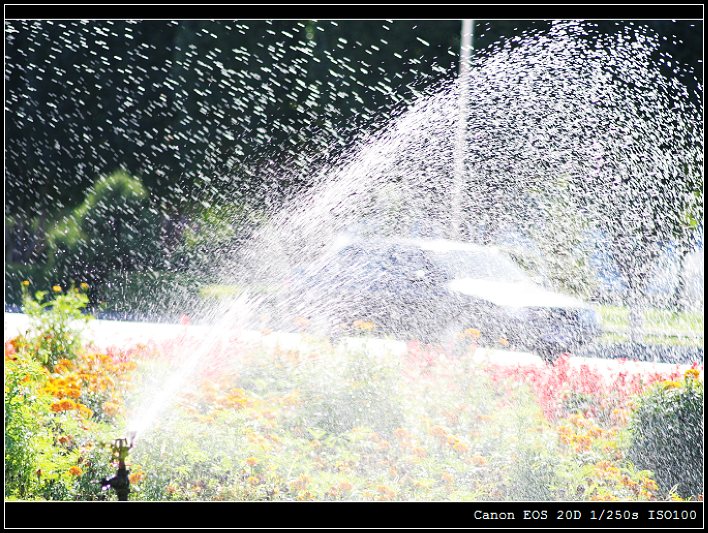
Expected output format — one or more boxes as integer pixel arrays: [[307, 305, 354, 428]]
[[4, 339, 18, 360], [68, 466, 83, 476], [57, 435, 74, 446], [290, 474, 311, 491], [471, 454, 488, 466], [129, 471, 145, 484], [293, 316, 310, 330], [102, 401, 121, 417], [642, 478, 659, 492], [375, 484, 396, 501], [51, 398, 77, 412], [394, 428, 410, 440], [413, 446, 428, 458], [430, 425, 448, 439], [245, 457, 259, 467], [53, 359, 73, 374]]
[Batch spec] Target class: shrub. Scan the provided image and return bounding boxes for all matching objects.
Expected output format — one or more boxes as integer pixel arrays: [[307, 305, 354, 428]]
[[628, 369, 703, 498], [20, 282, 91, 368]]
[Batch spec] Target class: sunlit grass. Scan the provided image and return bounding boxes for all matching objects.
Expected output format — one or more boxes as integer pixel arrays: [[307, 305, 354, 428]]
[[598, 305, 703, 347]]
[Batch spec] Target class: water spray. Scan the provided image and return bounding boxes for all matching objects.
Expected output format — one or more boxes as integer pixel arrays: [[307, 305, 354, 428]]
[[100, 432, 136, 501]]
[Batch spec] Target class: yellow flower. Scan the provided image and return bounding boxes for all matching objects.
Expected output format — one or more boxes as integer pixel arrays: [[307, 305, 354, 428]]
[[246, 476, 260, 486], [352, 319, 376, 332], [21, 280, 30, 287], [296, 490, 314, 501], [77, 404, 94, 419], [684, 368, 701, 380], [68, 466, 83, 476], [463, 328, 481, 339], [224, 388, 249, 409], [80, 282, 90, 290], [245, 456, 259, 467], [452, 440, 469, 453], [663, 380, 682, 390], [52, 285, 62, 293]]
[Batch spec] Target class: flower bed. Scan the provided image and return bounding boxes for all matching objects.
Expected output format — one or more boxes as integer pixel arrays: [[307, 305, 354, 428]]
[[4, 286, 704, 501]]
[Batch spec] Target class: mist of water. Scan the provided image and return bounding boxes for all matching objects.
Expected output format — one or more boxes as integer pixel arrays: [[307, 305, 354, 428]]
[[123, 21, 702, 442]]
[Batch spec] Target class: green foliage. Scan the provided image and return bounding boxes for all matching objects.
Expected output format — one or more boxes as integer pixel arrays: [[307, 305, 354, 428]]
[[21, 283, 91, 368], [4, 350, 48, 497], [173, 203, 264, 274], [46, 170, 158, 288], [628, 371, 704, 498]]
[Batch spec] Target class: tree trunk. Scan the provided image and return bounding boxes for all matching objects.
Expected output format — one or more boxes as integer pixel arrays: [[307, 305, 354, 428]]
[[671, 246, 690, 311], [628, 303, 644, 344]]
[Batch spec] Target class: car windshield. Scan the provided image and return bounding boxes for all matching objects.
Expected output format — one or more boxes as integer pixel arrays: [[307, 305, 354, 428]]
[[431, 249, 530, 282]]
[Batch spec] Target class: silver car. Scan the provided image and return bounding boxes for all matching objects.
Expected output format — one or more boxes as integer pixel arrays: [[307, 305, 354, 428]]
[[276, 236, 601, 362]]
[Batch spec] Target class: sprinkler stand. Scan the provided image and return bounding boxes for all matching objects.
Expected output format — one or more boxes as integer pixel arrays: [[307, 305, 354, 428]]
[[100, 437, 133, 501]]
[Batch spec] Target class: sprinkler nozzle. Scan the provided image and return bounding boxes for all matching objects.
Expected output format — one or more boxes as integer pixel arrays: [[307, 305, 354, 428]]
[[100, 436, 134, 501]]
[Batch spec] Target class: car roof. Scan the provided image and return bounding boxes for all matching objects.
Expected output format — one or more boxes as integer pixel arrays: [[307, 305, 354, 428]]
[[331, 234, 506, 256]]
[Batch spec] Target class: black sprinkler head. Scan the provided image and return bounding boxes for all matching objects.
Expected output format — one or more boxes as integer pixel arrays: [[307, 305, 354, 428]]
[[100, 436, 134, 501]]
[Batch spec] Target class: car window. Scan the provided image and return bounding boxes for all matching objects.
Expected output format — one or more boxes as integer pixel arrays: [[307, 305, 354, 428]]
[[431, 249, 530, 282], [317, 244, 442, 287]]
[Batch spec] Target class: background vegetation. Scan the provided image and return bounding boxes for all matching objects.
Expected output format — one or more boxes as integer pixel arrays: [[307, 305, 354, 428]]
[[5, 20, 703, 313]]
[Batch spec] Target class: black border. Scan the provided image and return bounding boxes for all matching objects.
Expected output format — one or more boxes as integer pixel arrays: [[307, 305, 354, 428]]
[[3, 501, 705, 529], [3, 4, 705, 20]]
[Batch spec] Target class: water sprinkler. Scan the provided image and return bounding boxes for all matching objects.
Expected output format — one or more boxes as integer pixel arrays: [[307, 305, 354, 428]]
[[100, 433, 135, 501]]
